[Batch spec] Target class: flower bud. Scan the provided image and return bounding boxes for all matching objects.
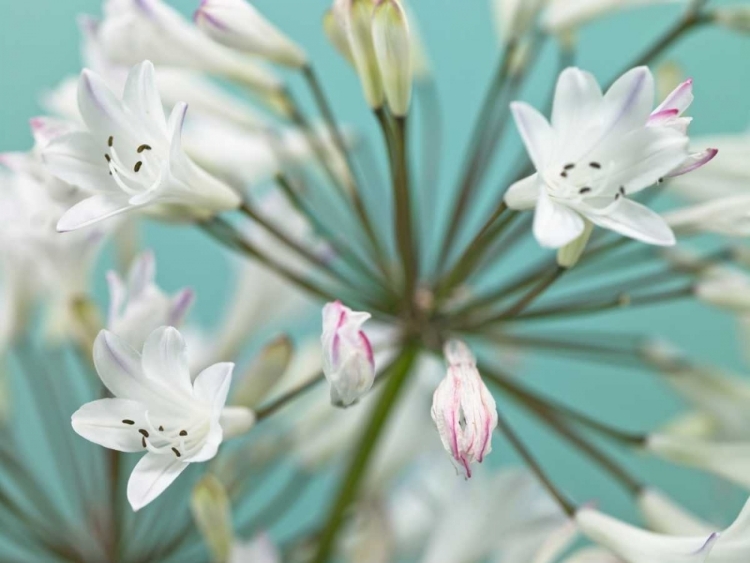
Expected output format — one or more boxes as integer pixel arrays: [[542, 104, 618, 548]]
[[372, 0, 412, 116], [195, 0, 307, 68], [713, 7, 750, 34], [695, 266, 750, 312], [321, 301, 376, 407], [430, 340, 498, 478], [557, 220, 593, 268], [323, 9, 355, 66], [231, 335, 293, 409], [332, 0, 385, 109], [493, 0, 548, 44], [191, 475, 233, 563]]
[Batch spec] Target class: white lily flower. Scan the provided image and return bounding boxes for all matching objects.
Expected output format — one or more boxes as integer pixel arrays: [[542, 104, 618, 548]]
[[431, 340, 498, 478], [97, 0, 281, 94], [506, 66, 693, 248], [543, 0, 686, 33], [575, 495, 750, 563], [71, 327, 254, 510], [194, 0, 307, 68], [229, 533, 280, 563], [43, 61, 241, 232], [321, 301, 376, 407], [646, 433, 750, 491], [107, 250, 194, 350]]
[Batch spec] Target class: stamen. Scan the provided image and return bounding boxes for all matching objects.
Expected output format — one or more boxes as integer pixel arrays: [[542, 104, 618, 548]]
[[172, 448, 181, 457], [159, 426, 164, 431], [142, 437, 147, 448], [579, 187, 592, 194], [104, 154, 111, 163], [619, 186, 626, 195], [134, 161, 143, 173], [179, 430, 188, 436], [137, 144, 152, 153], [122, 419, 134, 425], [564, 163, 575, 170], [560, 171, 568, 178], [108, 136, 113, 147], [589, 162, 601, 169], [138, 429, 149, 437]]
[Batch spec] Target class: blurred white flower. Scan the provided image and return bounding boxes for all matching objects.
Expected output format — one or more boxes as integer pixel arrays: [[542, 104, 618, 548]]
[[71, 327, 254, 510], [43, 61, 241, 231], [229, 533, 280, 563], [506, 66, 692, 248], [543, 0, 686, 33], [636, 488, 715, 536], [493, 0, 548, 44], [194, 0, 307, 68], [430, 340, 498, 478], [97, 0, 281, 94], [695, 266, 750, 313], [321, 300, 376, 407], [106, 250, 194, 350], [575, 496, 750, 563]]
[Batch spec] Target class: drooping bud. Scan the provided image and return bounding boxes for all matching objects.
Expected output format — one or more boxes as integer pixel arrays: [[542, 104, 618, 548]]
[[195, 0, 308, 68], [557, 220, 593, 268], [321, 300, 376, 407], [191, 475, 233, 563], [332, 0, 385, 109], [430, 340, 498, 478], [231, 335, 293, 409], [713, 7, 750, 34], [372, 0, 412, 116]]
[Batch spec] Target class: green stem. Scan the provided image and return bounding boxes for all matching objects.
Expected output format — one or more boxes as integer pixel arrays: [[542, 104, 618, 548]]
[[255, 373, 325, 422], [393, 115, 418, 300], [311, 346, 418, 563]]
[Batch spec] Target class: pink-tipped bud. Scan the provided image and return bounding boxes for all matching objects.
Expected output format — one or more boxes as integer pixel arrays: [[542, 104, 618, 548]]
[[431, 340, 498, 478], [321, 301, 375, 407]]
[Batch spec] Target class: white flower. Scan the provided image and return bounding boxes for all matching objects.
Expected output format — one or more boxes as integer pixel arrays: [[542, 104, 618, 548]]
[[575, 496, 750, 563], [506, 66, 693, 248], [43, 61, 241, 232], [229, 533, 280, 563], [107, 250, 194, 349], [194, 0, 307, 68], [543, 0, 687, 33], [97, 0, 281, 94], [646, 433, 750, 491], [430, 340, 498, 478], [321, 300, 376, 407], [71, 327, 254, 510]]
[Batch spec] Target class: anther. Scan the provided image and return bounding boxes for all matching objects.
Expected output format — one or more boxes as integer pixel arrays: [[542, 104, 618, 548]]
[[179, 430, 188, 436], [589, 162, 601, 169], [564, 163, 575, 170], [561, 171, 568, 178], [142, 437, 147, 448], [138, 429, 149, 437], [108, 136, 113, 147], [137, 144, 152, 153], [159, 426, 164, 431], [134, 161, 143, 173], [619, 186, 626, 195], [104, 154, 111, 162], [579, 187, 592, 194], [122, 419, 135, 425], [172, 448, 181, 457]]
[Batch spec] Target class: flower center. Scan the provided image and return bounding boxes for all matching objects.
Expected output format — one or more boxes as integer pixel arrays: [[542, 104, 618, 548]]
[[122, 415, 208, 458], [543, 160, 628, 211], [104, 135, 158, 195]]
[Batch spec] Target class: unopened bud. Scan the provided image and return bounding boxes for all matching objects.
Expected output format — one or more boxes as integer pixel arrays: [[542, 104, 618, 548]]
[[195, 0, 307, 68], [232, 334, 293, 409], [713, 7, 750, 34], [372, 0, 412, 116], [557, 220, 593, 268], [191, 475, 233, 563], [324, 9, 355, 66]]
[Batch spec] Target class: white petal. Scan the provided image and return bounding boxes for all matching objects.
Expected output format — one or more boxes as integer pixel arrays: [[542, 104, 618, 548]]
[[78, 69, 132, 137], [122, 61, 168, 134], [551, 67, 602, 135], [193, 362, 234, 413], [585, 198, 675, 246], [533, 191, 585, 248], [93, 330, 150, 400], [510, 101, 555, 172], [141, 326, 192, 396], [219, 406, 256, 440], [504, 174, 541, 210], [43, 132, 118, 194], [127, 452, 188, 511], [600, 66, 655, 139], [71, 398, 147, 452], [654, 79, 694, 116], [56, 194, 134, 232], [127, 249, 156, 298], [666, 148, 718, 178]]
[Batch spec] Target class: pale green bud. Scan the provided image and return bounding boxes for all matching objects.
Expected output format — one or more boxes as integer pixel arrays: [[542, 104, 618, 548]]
[[231, 334, 293, 409], [713, 7, 750, 34], [556, 220, 593, 268], [191, 475, 233, 563], [372, 0, 413, 116]]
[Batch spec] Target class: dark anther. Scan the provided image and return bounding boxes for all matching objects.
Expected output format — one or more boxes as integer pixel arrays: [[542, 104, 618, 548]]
[[134, 161, 143, 173], [108, 136, 113, 147], [159, 426, 164, 431], [122, 419, 135, 425], [172, 448, 181, 457], [564, 163, 575, 170], [579, 187, 592, 194], [619, 186, 626, 195], [657, 177, 665, 184], [561, 171, 568, 178], [104, 154, 111, 162], [138, 429, 149, 437], [142, 437, 147, 448], [137, 144, 152, 153], [179, 430, 188, 436], [589, 162, 601, 169], [109, 172, 113, 176], [615, 193, 621, 200]]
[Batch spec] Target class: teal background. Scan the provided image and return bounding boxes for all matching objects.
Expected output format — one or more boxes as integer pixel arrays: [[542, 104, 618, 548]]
[[2, 0, 750, 544]]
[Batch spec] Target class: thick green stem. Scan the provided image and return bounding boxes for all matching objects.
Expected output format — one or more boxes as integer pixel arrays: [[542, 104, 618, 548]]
[[311, 347, 418, 563]]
